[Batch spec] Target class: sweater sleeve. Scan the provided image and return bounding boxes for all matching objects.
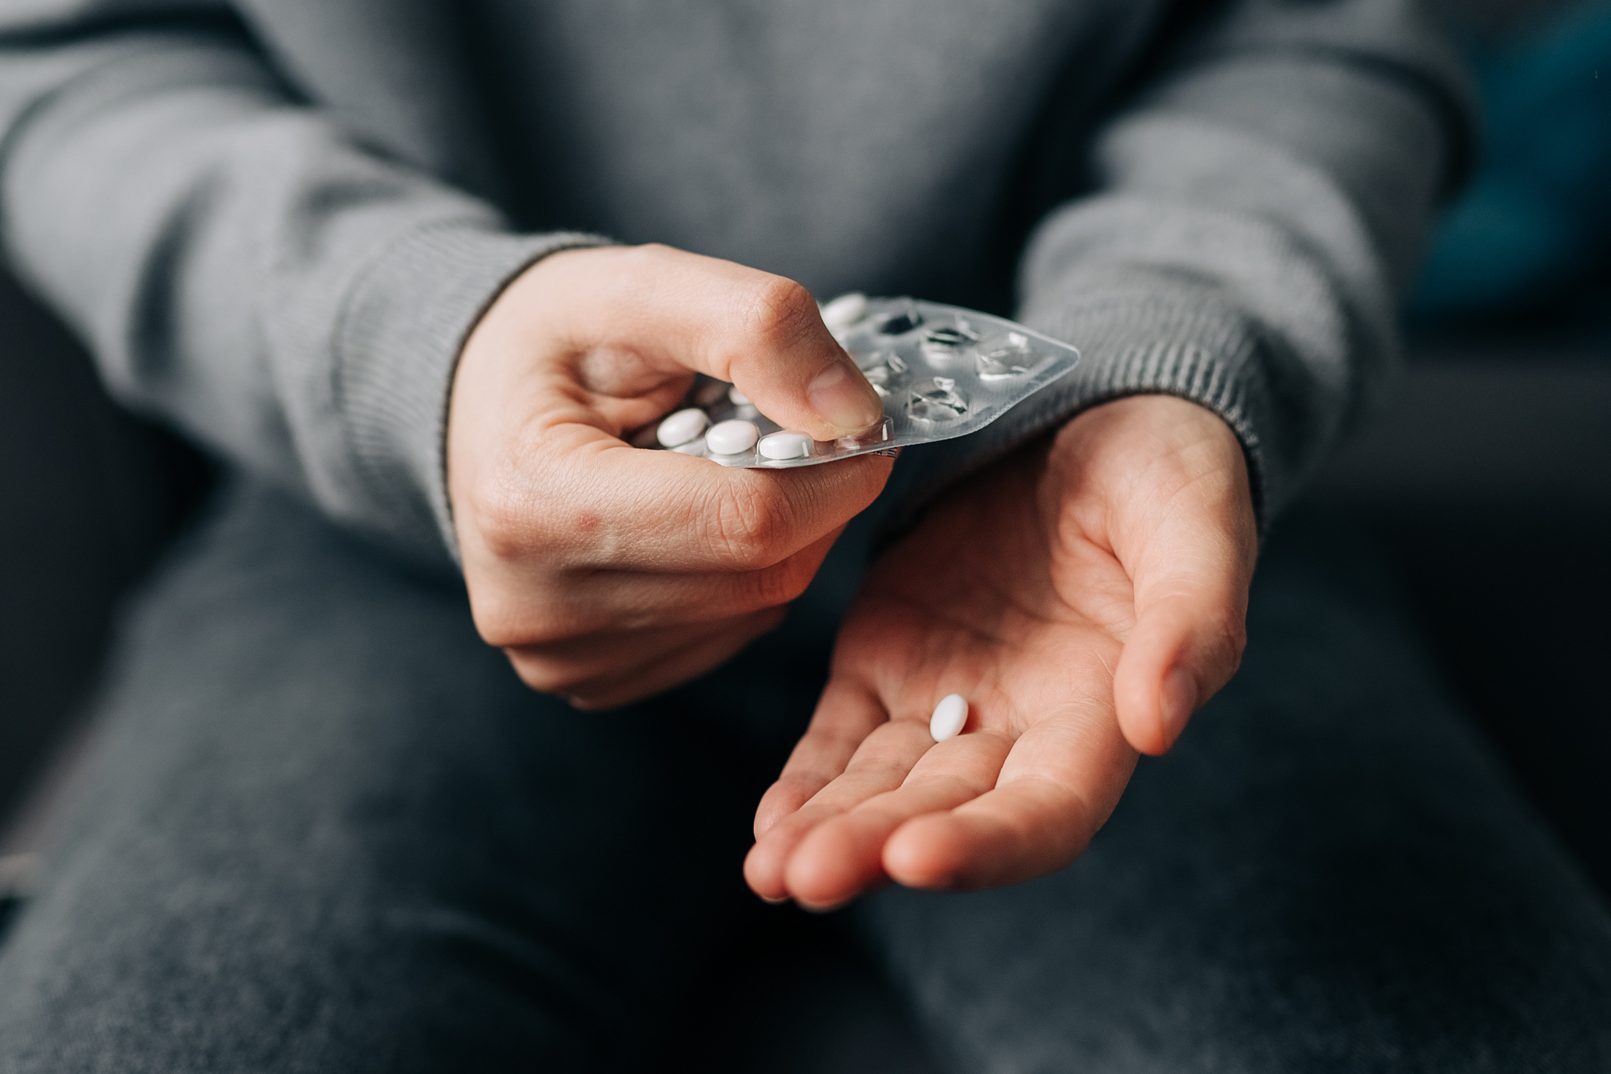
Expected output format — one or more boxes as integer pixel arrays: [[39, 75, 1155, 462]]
[[886, 0, 1475, 533], [0, 4, 607, 568]]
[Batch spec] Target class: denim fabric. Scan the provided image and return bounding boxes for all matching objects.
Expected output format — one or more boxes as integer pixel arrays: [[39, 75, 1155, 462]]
[[1, 480, 1607, 1073]]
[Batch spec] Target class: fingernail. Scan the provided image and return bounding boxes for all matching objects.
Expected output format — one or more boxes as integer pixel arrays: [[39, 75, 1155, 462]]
[[759, 894, 788, 905], [807, 359, 883, 435], [1160, 667, 1197, 745]]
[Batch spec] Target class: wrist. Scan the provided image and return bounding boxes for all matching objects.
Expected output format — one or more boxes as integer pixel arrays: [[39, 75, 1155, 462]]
[[1050, 393, 1245, 459], [339, 226, 613, 564]]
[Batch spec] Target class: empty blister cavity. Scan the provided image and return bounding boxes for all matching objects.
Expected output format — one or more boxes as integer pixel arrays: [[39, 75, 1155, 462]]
[[657, 407, 710, 448], [975, 332, 1036, 379], [835, 416, 895, 450], [705, 418, 760, 456], [874, 301, 924, 336], [758, 430, 811, 460], [918, 321, 979, 362], [855, 346, 894, 371], [860, 352, 908, 396], [820, 292, 869, 333], [906, 377, 968, 424]]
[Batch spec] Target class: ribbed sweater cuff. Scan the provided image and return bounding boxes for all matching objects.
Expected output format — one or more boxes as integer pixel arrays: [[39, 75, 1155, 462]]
[[334, 225, 613, 564], [880, 281, 1279, 543]]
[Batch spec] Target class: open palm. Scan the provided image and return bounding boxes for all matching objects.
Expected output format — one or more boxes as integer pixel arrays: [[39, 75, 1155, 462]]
[[744, 396, 1258, 909]]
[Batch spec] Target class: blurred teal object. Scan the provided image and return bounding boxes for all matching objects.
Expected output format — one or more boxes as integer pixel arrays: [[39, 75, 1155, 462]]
[[1413, 2, 1611, 322]]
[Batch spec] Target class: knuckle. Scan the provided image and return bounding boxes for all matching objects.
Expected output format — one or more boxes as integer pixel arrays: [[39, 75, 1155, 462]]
[[469, 593, 524, 648], [509, 652, 583, 695], [707, 479, 788, 569], [517, 611, 581, 649], [748, 557, 814, 609], [473, 593, 574, 650], [466, 462, 541, 562], [509, 654, 557, 694], [566, 689, 637, 712], [743, 275, 820, 350]]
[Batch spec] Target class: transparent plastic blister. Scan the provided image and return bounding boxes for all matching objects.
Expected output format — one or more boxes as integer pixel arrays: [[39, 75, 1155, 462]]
[[634, 294, 1081, 468]]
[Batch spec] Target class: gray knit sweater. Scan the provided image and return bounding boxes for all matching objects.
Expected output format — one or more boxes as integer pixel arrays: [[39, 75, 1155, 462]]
[[0, 1, 1470, 566]]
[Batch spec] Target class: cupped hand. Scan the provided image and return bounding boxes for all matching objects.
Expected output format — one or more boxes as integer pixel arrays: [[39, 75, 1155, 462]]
[[447, 243, 892, 708], [745, 395, 1258, 908]]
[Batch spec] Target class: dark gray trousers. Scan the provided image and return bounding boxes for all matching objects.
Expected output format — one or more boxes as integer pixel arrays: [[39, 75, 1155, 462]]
[[2, 479, 1608, 1073]]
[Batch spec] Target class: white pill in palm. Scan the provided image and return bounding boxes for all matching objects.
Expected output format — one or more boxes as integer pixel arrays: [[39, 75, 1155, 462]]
[[820, 292, 869, 332], [706, 418, 760, 456], [656, 407, 710, 448], [929, 693, 969, 742], [758, 430, 811, 460]]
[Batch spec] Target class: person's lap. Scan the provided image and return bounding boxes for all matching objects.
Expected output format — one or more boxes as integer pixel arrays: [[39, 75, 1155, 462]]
[[845, 512, 1611, 1073], [0, 478, 803, 1073], [1, 480, 1607, 1072]]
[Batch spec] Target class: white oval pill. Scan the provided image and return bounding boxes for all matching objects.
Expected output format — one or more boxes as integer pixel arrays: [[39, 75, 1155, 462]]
[[930, 694, 969, 742], [657, 407, 710, 448], [727, 385, 753, 407], [758, 430, 811, 460], [705, 418, 760, 456], [820, 292, 868, 332]]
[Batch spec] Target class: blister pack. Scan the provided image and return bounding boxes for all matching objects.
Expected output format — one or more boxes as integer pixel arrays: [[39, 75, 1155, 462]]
[[634, 293, 1081, 468]]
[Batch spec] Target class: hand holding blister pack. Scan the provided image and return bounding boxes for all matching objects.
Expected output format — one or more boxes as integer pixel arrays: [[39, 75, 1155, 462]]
[[635, 294, 1081, 466]]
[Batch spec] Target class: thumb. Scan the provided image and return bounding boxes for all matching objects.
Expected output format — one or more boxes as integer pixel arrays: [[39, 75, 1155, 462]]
[[719, 278, 885, 442], [551, 244, 885, 441], [1111, 514, 1255, 756]]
